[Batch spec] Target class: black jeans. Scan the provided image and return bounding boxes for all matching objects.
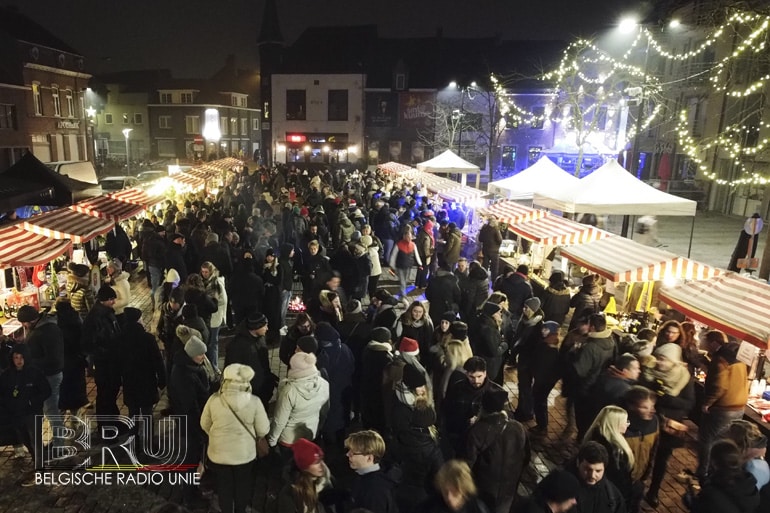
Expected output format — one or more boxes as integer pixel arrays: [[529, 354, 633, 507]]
[[648, 431, 681, 498], [93, 359, 121, 430], [210, 460, 255, 513]]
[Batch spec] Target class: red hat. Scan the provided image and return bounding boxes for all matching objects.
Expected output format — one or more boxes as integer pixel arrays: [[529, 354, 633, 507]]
[[333, 197, 342, 205], [300, 207, 309, 217], [399, 337, 420, 356], [292, 438, 324, 470], [348, 199, 357, 206]]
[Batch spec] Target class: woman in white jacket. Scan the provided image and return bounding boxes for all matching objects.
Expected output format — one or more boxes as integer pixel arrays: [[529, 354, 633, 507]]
[[201, 261, 228, 370], [268, 353, 330, 454], [106, 259, 131, 318], [201, 363, 270, 513]]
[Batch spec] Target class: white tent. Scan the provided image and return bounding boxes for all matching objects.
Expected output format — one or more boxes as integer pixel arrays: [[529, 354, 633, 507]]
[[416, 149, 480, 186], [532, 160, 697, 216], [487, 156, 580, 200]]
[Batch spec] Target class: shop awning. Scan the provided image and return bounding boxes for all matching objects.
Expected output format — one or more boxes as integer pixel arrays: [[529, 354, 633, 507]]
[[0, 224, 72, 268], [185, 167, 219, 180], [208, 157, 243, 171], [378, 162, 414, 174], [560, 236, 722, 283], [170, 172, 205, 189], [70, 195, 145, 222], [659, 272, 770, 349], [509, 214, 611, 246], [477, 200, 546, 226], [21, 208, 114, 244], [109, 187, 164, 208], [436, 185, 487, 204]]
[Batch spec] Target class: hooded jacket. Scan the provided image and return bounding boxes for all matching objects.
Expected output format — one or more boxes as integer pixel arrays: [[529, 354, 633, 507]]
[[572, 328, 617, 394], [703, 342, 749, 412], [268, 369, 330, 446], [168, 349, 210, 420], [201, 372, 271, 465], [0, 346, 51, 416], [67, 273, 94, 316], [692, 470, 760, 513], [317, 335, 356, 433], [425, 269, 461, 325], [496, 272, 532, 318], [443, 227, 463, 265], [26, 314, 64, 376], [224, 324, 272, 404]]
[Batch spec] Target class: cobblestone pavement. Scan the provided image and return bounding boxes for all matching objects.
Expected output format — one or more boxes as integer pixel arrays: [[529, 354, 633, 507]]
[[1, 209, 740, 512]]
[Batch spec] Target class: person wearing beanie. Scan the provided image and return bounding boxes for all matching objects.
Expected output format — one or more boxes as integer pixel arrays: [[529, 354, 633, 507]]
[[568, 274, 603, 331], [225, 311, 276, 408], [639, 337, 695, 506], [527, 320, 564, 436], [512, 294, 545, 423], [360, 231, 383, 301], [533, 270, 571, 327], [296, 335, 320, 355], [697, 329, 749, 480], [268, 352, 330, 451], [66, 262, 95, 319], [315, 322, 355, 446], [495, 264, 533, 321], [515, 469, 580, 513], [471, 299, 508, 385], [571, 313, 618, 440], [82, 279, 122, 430], [117, 307, 166, 421], [459, 260, 489, 323], [278, 438, 336, 513], [361, 326, 395, 432], [0, 343, 51, 484], [428, 312, 455, 379], [279, 313, 316, 367], [105, 258, 131, 319], [370, 288, 399, 334], [201, 363, 270, 513]]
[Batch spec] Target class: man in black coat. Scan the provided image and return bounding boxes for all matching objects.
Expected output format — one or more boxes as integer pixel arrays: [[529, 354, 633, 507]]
[[17, 305, 64, 446], [199, 232, 233, 280], [104, 222, 132, 264], [360, 327, 395, 432], [567, 442, 626, 513], [224, 313, 276, 408], [425, 263, 461, 328], [471, 302, 508, 384], [229, 255, 264, 325], [443, 356, 505, 456], [494, 264, 533, 322], [165, 232, 189, 283], [477, 217, 503, 282], [81, 285, 122, 430], [119, 307, 166, 420], [513, 470, 580, 513]]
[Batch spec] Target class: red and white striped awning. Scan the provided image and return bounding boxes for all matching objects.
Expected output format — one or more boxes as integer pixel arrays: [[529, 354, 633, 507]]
[[436, 185, 486, 203], [560, 236, 722, 283], [22, 208, 114, 244], [185, 167, 219, 180], [659, 272, 770, 349], [0, 224, 72, 268], [70, 195, 145, 222], [477, 200, 545, 226], [509, 214, 611, 246], [378, 162, 414, 174], [170, 172, 205, 189], [208, 157, 243, 170], [109, 187, 164, 208]]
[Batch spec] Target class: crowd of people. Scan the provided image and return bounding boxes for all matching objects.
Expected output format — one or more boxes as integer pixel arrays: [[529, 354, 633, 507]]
[[1, 163, 769, 513]]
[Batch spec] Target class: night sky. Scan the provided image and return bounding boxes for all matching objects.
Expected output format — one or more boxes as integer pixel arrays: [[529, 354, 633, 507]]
[[3, 0, 652, 77]]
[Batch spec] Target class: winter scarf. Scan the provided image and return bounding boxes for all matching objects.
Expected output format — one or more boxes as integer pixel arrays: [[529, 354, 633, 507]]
[[644, 362, 691, 397]]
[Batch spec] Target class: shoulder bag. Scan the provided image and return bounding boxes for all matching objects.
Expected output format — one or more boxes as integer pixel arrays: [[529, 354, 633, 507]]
[[219, 394, 270, 458]]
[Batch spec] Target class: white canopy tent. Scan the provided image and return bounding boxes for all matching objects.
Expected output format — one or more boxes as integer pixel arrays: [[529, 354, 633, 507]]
[[487, 156, 580, 200], [416, 149, 480, 186], [532, 160, 697, 216]]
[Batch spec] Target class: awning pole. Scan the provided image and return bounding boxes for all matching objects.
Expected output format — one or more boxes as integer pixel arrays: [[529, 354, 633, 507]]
[[687, 215, 696, 258]]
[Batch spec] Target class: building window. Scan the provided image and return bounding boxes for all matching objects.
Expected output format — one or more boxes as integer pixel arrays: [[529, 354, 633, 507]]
[[230, 117, 238, 135], [240, 97, 247, 107], [181, 92, 193, 104], [158, 115, 171, 129], [231, 96, 238, 107], [286, 90, 306, 120], [185, 115, 200, 134], [157, 139, 176, 157], [395, 73, 406, 90], [133, 113, 143, 124], [52, 86, 61, 117], [122, 113, 130, 124], [32, 82, 43, 115], [160, 92, 172, 104], [530, 107, 545, 129], [65, 90, 74, 117], [328, 89, 348, 121], [220, 116, 228, 135], [252, 118, 259, 131], [528, 146, 542, 165], [501, 146, 517, 169], [105, 113, 114, 124], [0, 104, 18, 130], [241, 118, 248, 135]]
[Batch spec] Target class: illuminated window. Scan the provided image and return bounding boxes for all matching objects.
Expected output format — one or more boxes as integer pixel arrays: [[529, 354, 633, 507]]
[[286, 90, 306, 120], [65, 90, 74, 117], [240, 118, 248, 135], [530, 107, 545, 129], [32, 83, 42, 115], [52, 86, 61, 117], [181, 92, 193, 104], [122, 113, 129, 124], [185, 115, 199, 134]]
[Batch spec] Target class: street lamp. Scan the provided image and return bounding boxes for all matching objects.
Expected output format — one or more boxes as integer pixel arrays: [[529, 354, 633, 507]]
[[122, 128, 132, 174]]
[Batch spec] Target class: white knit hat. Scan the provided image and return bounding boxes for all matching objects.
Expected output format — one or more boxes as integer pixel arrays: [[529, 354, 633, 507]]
[[288, 353, 318, 379]]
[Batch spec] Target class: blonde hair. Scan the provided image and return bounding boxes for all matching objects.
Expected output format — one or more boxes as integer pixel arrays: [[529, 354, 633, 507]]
[[344, 430, 386, 462], [584, 405, 635, 469], [445, 340, 472, 369], [200, 261, 220, 279], [434, 460, 477, 500]]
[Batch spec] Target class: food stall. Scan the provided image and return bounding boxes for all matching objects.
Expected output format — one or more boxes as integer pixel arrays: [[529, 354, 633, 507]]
[[560, 236, 721, 317], [659, 272, 770, 432]]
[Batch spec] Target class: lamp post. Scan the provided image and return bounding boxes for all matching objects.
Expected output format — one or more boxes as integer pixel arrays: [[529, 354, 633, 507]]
[[122, 128, 133, 174], [86, 106, 97, 164]]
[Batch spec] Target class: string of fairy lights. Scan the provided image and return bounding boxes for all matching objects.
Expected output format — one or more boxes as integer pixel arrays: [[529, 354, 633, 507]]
[[491, 9, 770, 186]]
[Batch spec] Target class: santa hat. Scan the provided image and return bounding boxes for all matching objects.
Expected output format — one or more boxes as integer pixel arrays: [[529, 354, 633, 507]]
[[399, 337, 420, 356]]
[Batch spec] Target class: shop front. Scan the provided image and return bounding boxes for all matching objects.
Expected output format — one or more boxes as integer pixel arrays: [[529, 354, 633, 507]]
[[275, 133, 358, 165]]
